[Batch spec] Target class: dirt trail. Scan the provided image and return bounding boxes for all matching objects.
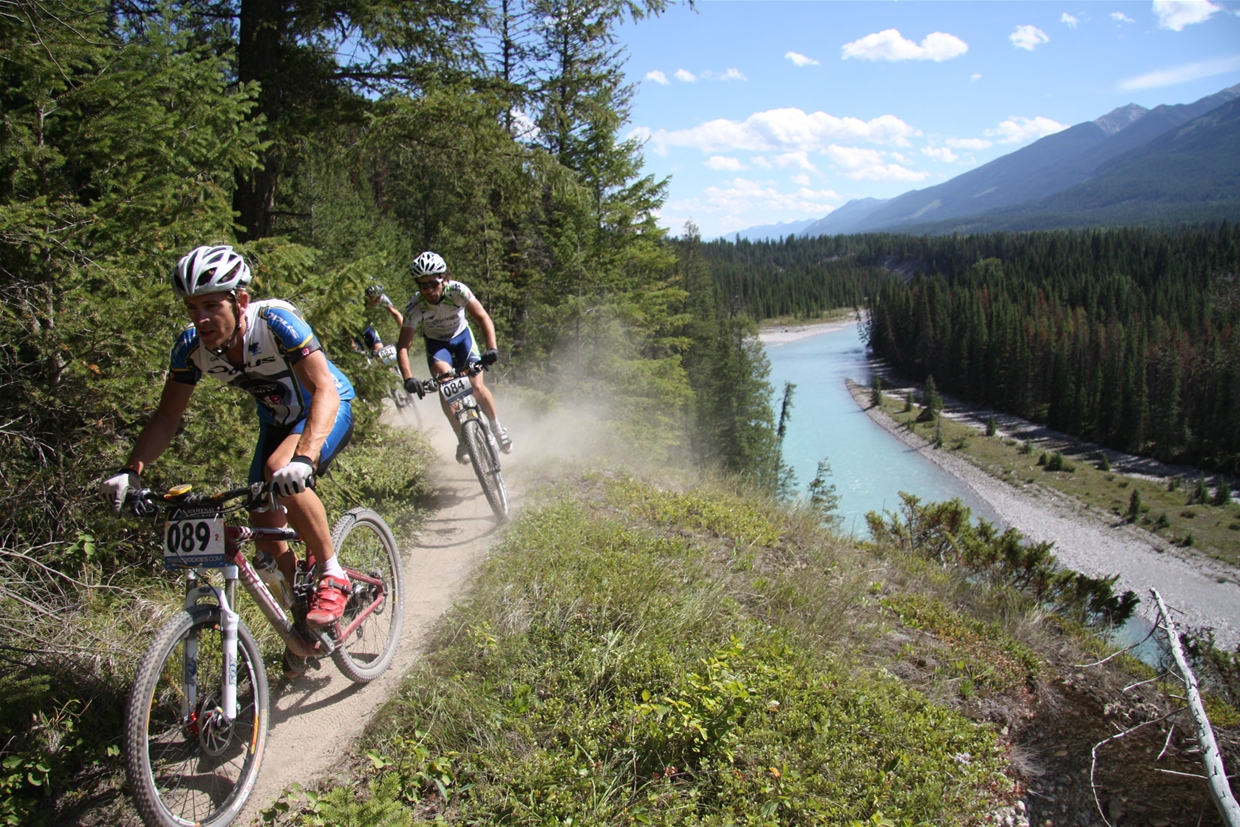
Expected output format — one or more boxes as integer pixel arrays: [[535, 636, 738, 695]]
[[238, 407, 514, 825]]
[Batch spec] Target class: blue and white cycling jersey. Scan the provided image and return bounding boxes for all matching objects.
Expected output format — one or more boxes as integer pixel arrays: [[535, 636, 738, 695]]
[[169, 299, 355, 427], [402, 280, 475, 341]]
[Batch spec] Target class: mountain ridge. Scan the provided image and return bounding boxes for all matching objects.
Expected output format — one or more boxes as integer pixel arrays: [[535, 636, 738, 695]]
[[726, 82, 1240, 241]]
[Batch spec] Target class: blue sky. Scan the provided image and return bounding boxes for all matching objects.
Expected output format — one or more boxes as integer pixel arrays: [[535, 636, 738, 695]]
[[616, 0, 1240, 240]]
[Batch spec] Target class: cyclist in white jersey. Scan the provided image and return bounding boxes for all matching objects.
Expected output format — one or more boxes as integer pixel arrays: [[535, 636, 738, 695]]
[[358, 283, 403, 355], [100, 246, 357, 676], [396, 251, 511, 463]]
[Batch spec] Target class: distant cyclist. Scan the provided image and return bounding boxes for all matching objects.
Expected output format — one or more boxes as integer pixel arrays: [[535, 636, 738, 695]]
[[99, 245, 357, 676], [360, 283, 404, 355], [396, 251, 511, 463]]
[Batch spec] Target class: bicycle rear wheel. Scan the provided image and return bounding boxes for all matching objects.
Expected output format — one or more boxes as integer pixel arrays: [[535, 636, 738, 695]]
[[463, 418, 509, 520], [125, 606, 268, 827], [329, 508, 404, 682]]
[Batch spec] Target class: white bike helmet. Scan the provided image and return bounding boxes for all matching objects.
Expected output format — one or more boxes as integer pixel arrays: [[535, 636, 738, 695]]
[[173, 245, 252, 298], [410, 251, 448, 278]]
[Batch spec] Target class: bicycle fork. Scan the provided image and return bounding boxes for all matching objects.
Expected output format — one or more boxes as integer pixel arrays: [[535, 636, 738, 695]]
[[182, 570, 242, 721]]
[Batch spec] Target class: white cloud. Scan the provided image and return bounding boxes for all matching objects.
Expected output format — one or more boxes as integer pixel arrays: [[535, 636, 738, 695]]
[[638, 108, 922, 156], [786, 51, 820, 67], [774, 151, 819, 172], [986, 116, 1068, 143], [705, 156, 745, 171], [842, 29, 969, 62], [1011, 25, 1050, 50], [751, 156, 773, 170], [791, 173, 812, 186], [971, 73, 982, 81], [669, 177, 843, 218], [1119, 54, 1240, 89], [718, 68, 747, 81], [847, 164, 930, 182], [1154, 0, 1222, 30], [947, 137, 993, 150], [922, 146, 959, 163], [1060, 13, 1079, 28], [823, 146, 929, 182], [1111, 11, 1135, 22], [645, 70, 669, 85], [674, 69, 696, 82]]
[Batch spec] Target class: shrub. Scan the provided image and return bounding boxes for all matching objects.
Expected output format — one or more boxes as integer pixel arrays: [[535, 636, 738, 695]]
[[1214, 480, 1233, 506], [1127, 489, 1142, 523], [985, 415, 996, 437], [1098, 454, 1111, 472]]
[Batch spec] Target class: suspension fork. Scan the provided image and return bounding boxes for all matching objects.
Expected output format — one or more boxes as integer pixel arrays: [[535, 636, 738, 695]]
[[182, 569, 241, 719]]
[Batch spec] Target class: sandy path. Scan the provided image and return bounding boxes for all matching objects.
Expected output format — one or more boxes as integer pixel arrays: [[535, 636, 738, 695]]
[[845, 379, 1240, 649], [238, 407, 512, 824]]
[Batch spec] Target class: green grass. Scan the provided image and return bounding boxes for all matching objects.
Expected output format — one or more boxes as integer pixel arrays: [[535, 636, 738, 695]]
[[268, 473, 1045, 826], [874, 393, 1240, 569]]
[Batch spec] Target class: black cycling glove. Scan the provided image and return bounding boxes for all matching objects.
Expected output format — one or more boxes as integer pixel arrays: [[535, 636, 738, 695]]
[[404, 377, 425, 399], [481, 348, 499, 366]]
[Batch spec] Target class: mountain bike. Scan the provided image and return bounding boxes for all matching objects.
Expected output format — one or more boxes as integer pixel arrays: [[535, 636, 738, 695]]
[[120, 481, 404, 827], [415, 365, 510, 520]]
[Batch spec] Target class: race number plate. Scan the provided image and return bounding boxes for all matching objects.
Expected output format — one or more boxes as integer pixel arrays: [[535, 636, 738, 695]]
[[439, 375, 474, 406], [163, 508, 226, 570], [377, 344, 397, 366]]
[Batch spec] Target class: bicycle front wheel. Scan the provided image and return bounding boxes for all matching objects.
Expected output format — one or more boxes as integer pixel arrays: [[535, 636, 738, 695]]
[[463, 418, 509, 520], [329, 508, 404, 682], [124, 606, 269, 827]]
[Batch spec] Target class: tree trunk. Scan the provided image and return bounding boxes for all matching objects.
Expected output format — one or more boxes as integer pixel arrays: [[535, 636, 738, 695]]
[[234, 0, 286, 240]]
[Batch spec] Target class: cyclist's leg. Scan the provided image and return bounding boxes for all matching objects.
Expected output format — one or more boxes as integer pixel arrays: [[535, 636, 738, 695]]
[[250, 423, 298, 583], [249, 405, 353, 579], [425, 339, 463, 441], [451, 328, 501, 422]]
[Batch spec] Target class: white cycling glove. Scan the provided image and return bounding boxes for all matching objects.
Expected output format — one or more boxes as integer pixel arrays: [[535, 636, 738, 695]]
[[100, 468, 141, 515], [380, 294, 393, 308], [271, 455, 315, 497]]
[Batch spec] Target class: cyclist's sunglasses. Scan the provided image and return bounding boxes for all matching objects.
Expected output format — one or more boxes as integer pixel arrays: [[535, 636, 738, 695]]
[[415, 277, 442, 288]]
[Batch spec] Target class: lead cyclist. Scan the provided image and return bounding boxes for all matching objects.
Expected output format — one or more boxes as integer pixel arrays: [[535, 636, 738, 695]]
[[396, 251, 511, 464], [99, 245, 357, 679]]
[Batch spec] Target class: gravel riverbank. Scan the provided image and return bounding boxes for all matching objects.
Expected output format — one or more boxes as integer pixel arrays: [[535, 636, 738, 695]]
[[844, 378, 1240, 649]]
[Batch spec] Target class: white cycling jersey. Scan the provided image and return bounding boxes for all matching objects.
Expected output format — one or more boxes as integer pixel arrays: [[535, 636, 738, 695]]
[[401, 280, 475, 341], [169, 298, 355, 427]]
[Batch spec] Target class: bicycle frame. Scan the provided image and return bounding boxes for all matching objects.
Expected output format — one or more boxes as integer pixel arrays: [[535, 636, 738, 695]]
[[175, 523, 390, 722]]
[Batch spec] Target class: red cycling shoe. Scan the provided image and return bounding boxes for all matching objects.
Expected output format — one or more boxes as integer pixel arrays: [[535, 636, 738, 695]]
[[306, 575, 350, 626]]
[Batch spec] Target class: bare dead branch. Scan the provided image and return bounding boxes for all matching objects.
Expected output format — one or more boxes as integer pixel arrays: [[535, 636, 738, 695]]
[[1151, 588, 1240, 826]]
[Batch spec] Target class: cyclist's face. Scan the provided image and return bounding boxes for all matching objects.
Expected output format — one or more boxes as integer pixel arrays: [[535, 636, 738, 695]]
[[416, 276, 445, 301], [184, 291, 244, 349]]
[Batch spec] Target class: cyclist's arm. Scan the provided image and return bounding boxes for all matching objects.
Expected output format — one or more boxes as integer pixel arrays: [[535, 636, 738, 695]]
[[122, 378, 195, 474], [385, 302, 404, 328], [396, 325, 416, 381], [465, 298, 497, 351], [291, 351, 340, 465]]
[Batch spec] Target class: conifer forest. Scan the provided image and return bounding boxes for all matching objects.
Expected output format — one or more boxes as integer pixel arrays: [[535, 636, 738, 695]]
[[696, 226, 1240, 473]]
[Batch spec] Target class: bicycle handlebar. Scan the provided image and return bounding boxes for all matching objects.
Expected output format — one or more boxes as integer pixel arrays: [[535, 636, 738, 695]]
[[125, 481, 273, 517], [413, 362, 486, 395]]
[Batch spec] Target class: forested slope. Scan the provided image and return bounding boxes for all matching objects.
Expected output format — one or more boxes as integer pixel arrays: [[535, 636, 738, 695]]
[[694, 226, 1240, 473]]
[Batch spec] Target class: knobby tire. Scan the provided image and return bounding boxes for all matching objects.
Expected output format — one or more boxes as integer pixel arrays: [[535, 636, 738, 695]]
[[124, 606, 269, 827], [328, 508, 404, 682], [463, 418, 509, 520]]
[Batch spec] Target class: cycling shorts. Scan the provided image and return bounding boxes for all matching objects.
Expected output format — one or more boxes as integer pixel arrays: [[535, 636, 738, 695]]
[[424, 326, 480, 375], [249, 400, 354, 485], [361, 325, 382, 351]]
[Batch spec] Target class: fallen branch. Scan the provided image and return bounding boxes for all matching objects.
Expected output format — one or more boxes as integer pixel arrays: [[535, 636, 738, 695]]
[[1151, 588, 1240, 826]]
